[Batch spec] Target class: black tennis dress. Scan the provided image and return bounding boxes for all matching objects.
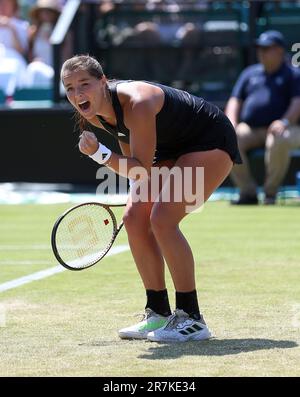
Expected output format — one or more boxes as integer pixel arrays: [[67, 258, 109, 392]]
[[97, 80, 242, 164]]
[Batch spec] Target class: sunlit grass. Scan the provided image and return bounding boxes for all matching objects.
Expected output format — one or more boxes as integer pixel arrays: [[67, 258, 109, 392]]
[[0, 202, 299, 376]]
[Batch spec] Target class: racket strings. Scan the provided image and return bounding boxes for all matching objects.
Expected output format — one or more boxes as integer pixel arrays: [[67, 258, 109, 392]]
[[54, 204, 116, 269]]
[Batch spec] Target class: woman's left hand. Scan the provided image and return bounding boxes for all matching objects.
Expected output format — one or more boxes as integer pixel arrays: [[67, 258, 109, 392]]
[[267, 119, 287, 136], [79, 131, 99, 155]]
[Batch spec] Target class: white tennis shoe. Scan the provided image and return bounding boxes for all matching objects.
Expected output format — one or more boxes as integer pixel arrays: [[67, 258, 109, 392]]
[[147, 309, 212, 342], [118, 308, 169, 340]]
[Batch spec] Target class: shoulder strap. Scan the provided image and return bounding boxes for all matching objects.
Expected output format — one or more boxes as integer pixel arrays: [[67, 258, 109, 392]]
[[107, 80, 133, 134], [108, 81, 124, 124]]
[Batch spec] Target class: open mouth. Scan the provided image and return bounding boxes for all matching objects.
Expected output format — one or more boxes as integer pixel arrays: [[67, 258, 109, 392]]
[[78, 100, 91, 112]]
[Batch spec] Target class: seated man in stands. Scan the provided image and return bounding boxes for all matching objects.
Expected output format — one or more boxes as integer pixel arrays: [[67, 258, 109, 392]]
[[225, 30, 300, 205]]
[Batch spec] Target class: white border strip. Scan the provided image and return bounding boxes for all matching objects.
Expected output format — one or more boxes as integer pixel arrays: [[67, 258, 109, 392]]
[[0, 244, 129, 293]]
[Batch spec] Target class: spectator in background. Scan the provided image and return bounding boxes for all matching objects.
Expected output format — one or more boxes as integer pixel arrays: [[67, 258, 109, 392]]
[[121, 21, 162, 47], [24, 0, 71, 88], [0, 0, 29, 95], [225, 30, 300, 205], [174, 22, 203, 84]]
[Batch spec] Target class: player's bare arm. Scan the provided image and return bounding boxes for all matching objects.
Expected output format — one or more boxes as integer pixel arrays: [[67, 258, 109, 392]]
[[79, 91, 159, 179]]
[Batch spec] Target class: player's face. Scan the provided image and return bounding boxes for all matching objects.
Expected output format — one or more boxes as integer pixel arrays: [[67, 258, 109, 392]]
[[62, 69, 105, 120]]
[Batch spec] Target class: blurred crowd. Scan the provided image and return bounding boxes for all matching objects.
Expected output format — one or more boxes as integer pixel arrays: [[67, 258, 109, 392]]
[[97, 0, 210, 48], [0, 0, 72, 97], [96, 0, 221, 85], [0, 0, 216, 98], [1, 0, 300, 98]]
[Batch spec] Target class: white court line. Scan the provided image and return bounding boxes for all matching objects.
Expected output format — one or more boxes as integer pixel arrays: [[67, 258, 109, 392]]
[[0, 245, 129, 293]]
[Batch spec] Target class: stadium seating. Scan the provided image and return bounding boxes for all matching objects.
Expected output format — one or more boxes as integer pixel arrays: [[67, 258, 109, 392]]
[[0, 90, 5, 105], [94, 3, 245, 105], [249, 148, 300, 159], [2, 0, 300, 110], [256, 2, 300, 48], [13, 88, 53, 101]]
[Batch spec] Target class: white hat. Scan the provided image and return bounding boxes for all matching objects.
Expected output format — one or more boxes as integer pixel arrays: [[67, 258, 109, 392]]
[[30, 0, 62, 21]]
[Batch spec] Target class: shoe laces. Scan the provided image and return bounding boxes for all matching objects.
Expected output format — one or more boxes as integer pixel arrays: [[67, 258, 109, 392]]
[[134, 308, 156, 322], [164, 309, 189, 330]]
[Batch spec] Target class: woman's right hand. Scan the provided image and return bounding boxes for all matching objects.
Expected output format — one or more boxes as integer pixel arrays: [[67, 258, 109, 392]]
[[78, 131, 99, 156]]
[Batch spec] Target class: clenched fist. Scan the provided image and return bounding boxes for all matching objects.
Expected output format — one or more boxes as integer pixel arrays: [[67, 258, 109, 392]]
[[79, 131, 99, 155]]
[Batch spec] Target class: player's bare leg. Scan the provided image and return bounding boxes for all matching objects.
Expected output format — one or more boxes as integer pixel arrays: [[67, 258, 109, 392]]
[[119, 160, 175, 339], [150, 149, 232, 291], [147, 149, 232, 342], [123, 160, 175, 290]]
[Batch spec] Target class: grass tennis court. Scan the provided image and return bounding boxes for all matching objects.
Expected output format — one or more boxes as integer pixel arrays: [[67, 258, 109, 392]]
[[0, 202, 299, 376]]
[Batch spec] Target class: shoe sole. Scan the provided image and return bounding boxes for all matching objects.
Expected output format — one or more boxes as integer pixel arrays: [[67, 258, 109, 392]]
[[118, 320, 169, 340], [147, 329, 212, 343], [118, 331, 149, 340]]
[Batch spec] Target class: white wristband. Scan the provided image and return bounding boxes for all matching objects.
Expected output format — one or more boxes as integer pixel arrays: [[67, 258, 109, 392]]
[[89, 143, 112, 165]]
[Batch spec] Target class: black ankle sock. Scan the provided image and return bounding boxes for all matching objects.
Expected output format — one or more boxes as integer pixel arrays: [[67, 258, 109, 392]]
[[145, 289, 171, 317], [176, 290, 201, 320]]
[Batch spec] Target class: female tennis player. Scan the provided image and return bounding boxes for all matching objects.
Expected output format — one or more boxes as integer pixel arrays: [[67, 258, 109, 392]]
[[61, 54, 242, 343]]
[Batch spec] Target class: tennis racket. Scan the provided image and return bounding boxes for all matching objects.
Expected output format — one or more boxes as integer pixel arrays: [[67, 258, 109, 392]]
[[51, 202, 126, 271]]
